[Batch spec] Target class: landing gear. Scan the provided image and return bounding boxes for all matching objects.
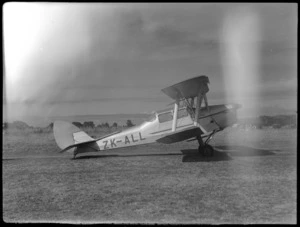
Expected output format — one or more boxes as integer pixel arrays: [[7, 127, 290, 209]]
[[196, 130, 217, 157], [73, 148, 78, 159], [198, 144, 214, 157]]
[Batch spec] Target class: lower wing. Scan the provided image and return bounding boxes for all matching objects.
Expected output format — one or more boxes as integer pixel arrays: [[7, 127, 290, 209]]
[[156, 126, 201, 144]]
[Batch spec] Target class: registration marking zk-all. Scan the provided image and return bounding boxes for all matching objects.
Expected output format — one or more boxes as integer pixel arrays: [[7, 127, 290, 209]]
[[101, 132, 146, 150]]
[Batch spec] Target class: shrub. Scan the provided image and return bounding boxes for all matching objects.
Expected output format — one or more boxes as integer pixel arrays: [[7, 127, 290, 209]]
[[126, 120, 134, 127], [47, 122, 54, 129], [83, 121, 95, 128], [102, 122, 109, 128], [73, 122, 83, 128]]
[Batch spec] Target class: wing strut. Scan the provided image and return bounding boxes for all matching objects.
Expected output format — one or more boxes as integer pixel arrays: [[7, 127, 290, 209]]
[[172, 100, 179, 132]]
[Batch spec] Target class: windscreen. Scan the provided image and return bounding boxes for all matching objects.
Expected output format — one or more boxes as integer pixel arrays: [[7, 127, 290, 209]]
[[146, 113, 156, 122]]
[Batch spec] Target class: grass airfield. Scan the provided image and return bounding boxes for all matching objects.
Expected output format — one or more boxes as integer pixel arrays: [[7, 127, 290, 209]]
[[3, 127, 297, 224]]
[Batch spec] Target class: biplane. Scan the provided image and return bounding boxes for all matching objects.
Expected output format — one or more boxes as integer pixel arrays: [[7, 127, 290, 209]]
[[53, 76, 241, 159]]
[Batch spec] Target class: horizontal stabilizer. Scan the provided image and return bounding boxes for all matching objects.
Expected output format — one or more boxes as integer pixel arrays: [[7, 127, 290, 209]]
[[53, 121, 97, 152], [59, 140, 99, 153], [156, 127, 201, 144]]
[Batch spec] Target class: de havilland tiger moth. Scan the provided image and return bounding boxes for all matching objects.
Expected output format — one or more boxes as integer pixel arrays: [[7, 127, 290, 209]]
[[53, 75, 241, 159]]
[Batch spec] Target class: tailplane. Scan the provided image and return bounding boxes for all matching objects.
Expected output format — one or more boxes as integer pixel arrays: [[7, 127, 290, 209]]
[[53, 121, 97, 153]]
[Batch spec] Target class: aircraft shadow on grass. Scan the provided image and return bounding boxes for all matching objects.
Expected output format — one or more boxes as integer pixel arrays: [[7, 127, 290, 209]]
[[181, 149, 232, 162], [75, 153, 182, 160], [75, 145, 278, 162], [75, 151, 231, 162], [181, 145, 277, 162], [214, 145, 278, 157]]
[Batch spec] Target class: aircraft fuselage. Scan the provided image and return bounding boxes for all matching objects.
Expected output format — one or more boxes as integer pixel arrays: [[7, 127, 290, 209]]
[[95, 104, 240, 151]]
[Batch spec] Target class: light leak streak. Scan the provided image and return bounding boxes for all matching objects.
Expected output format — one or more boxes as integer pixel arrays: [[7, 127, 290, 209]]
[[220, 6, 262, 187], [221, 6, 262, 119], [3, 3, 45, 86]]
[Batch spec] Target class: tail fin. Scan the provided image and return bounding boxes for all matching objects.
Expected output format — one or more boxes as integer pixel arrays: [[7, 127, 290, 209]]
[[53, 121, 96, 152]]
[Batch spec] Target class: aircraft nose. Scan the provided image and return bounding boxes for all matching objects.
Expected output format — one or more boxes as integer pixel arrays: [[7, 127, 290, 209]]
[[225, 104, 242, 109]]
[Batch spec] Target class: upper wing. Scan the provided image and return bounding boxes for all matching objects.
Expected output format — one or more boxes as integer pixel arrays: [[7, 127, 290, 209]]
[[156, 126, 201, 144], [161, 75, 209, 100]]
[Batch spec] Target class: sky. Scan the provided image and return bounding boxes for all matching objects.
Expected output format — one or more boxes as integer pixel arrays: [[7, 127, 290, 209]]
[[3, 3, 297, 126]]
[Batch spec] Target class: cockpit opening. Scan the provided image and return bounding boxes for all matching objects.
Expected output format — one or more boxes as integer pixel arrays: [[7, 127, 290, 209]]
[[157, 107, 189, 123]]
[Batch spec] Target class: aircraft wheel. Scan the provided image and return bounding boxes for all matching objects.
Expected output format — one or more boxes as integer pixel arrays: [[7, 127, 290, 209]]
[[73, 148, 78, 159], [198, 145, 203, 155], [203, 144, 214, 157]]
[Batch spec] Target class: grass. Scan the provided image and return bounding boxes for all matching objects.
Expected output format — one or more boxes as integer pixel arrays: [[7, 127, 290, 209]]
[[2, 127, 297, 224]]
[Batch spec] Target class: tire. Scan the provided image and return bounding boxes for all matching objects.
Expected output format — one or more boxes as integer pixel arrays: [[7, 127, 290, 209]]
[[73, 148, 78, 159], [198, 145, 203, 155], [203, 145, 214, 157]]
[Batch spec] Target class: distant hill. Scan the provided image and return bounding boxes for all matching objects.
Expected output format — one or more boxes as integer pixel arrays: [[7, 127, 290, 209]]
[[3, 114, 297, 130], [3, 121, 32, 130], [238, 115, 297, 129]]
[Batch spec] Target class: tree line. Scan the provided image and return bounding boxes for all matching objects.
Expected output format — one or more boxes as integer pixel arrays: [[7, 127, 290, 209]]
[[258, 115, 297, 129], [71, 119, 135, 129], [3, 115, 297, 130], [2, 119, 135, 130]]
